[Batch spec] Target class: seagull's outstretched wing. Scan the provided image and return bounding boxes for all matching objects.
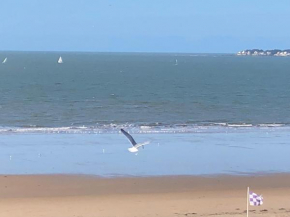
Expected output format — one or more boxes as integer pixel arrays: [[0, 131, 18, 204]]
[[121, 129, 137, 146], [135, 141, 150, 149]]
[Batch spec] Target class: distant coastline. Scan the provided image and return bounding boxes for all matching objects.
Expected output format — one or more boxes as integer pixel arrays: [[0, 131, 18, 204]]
[[237, 49, 290, 56]]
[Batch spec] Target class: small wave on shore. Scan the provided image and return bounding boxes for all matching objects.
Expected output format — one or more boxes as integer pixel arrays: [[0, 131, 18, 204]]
[[0, 122, 288, 134]]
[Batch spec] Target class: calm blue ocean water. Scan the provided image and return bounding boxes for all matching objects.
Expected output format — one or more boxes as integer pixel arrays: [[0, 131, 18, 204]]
[[1, 51, 290, 134]]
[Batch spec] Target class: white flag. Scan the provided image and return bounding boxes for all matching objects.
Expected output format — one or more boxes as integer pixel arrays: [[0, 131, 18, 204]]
[[249, 191, 263, 206]]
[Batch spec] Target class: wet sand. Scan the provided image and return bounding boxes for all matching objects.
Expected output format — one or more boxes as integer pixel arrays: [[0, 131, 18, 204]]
[[1, 174, 290, 217]]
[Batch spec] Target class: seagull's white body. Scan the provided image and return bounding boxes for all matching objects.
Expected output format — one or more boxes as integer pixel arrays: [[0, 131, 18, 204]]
[[128, 147, 138, 153], [128, 141, 150, 152]]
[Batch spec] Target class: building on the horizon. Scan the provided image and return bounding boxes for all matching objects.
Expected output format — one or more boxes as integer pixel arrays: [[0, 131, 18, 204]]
[[237, 49, 290, 56]]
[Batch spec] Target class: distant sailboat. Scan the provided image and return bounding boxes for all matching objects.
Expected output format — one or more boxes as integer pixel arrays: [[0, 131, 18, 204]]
[[175, 59, 178, 65], [2, 57, 7, 64], [58, 56, 63, 64]]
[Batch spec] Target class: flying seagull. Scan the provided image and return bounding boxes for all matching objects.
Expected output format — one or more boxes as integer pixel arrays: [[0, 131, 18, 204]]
[[120, 129, 150, 153]]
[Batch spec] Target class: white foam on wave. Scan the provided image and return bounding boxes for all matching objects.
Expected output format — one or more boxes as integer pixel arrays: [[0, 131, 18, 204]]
[[228, 124, 253, 127], [0, 123, 289, 135], [140, 126, 151, 129], [213, 123, 227, 126], [258, 124, 284, 127]]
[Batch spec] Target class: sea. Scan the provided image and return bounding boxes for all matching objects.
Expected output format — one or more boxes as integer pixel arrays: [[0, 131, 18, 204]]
[[0, 51, 290, 176]]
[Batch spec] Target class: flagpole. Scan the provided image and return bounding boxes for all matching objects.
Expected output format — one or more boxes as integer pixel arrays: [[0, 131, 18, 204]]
[[247, 187, 249, 217]]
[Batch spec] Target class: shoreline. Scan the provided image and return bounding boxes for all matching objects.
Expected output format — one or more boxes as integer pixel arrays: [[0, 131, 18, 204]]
[[1, 174, 290, 217]]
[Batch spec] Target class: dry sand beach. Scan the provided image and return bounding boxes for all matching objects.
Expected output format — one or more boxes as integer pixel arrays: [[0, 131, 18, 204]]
[[1, 174, 290, 217]]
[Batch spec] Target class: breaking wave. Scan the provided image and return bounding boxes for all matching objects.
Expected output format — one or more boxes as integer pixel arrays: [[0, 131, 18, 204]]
[[0, 122, 288, 134]]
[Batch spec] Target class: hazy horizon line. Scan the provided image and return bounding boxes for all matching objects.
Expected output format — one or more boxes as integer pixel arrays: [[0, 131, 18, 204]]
[[0, 49, 237, 55]]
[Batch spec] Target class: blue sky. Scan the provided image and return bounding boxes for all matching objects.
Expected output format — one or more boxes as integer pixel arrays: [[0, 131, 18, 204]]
[[0, 0, 289, 53]]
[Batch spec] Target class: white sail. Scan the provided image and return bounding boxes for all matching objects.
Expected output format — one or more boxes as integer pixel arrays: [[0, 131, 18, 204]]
[[175, 59, 178, 65], [58, 56, 63, 64], [2, 57, 7, 64]]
